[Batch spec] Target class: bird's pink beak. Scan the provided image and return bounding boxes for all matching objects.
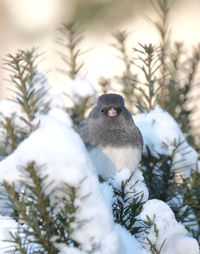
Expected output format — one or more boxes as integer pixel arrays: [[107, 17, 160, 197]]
[[107, 108, 118, 117]]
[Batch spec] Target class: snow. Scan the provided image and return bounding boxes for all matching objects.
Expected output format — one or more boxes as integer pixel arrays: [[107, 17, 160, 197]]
[[47, 88, 71, 108], [29, 69, 71, 109], [162, 235, 200, 254], [0, 98, 199, 253], [71, 76, 96, 104], [34, 74, 96, 109], [46, 108, 73, 127], [0, 110, 123, 254], [134, 107, 198, 178], [0, 99, 21, 119], [110, 168, 149, 204], [0, 99, 28, 155], [57, 244, 85, 254], [28, 68, 51, 92], [0, 215, 18, 253], [100, 182, 114, 212], [139, 199, 200, 254], [115, 224, 150, 254], [0, 99, 27, 128]]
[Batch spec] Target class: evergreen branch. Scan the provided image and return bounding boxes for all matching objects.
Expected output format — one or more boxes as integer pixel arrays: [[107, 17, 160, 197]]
[[112, 172, 145, 235], [111, 30, 137, 114], [132, 43, 162, 111], [1, 162, 85, 253], [112, 30, 131, 76], [142, 214, 166, 254], [4, 48, 49, 134], [57, 22, 86, 79], [148, 0, 172, 108]]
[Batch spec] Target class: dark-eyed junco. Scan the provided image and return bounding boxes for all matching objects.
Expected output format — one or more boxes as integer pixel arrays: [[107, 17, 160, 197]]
[[76, 93, 143, 179]]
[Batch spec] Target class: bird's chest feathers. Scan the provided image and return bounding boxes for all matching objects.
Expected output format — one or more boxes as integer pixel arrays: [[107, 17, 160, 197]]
[[101, 146, 140, 171], [88, 145, 141, 179]]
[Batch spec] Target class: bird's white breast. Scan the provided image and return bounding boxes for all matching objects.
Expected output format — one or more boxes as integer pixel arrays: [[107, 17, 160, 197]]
[[88, 145, 141, 179]]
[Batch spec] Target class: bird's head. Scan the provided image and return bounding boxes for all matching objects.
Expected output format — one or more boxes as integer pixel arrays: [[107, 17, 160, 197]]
[[88, 93, 133, 127]]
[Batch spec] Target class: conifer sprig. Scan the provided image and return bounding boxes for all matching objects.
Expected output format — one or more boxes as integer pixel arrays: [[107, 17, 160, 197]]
[[141, 142, 200, 242], [112, 30, 131, 77], [141, 143, 184, 202], [112, 173, 144, 235], [98, 77, 111, 94], [57, 22, 86, 79], [131, 43, 162, 112], [180, 168, 200, 239], [148, 0, 200, 148], [141, 215, 166, 254], [149, 0, 171, 108], [1, 162, 82, 253], [0, 116, 18, 157], [4, 48, 48, 133], [111, 30, 136, 113], [165, 44, 200, 146]]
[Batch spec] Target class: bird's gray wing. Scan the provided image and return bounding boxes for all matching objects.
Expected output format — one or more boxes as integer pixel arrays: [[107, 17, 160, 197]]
[[75, 120, 90, 146]]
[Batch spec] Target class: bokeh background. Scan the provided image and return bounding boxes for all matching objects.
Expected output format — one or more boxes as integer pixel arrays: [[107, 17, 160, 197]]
[[0, 0, 200, 138]]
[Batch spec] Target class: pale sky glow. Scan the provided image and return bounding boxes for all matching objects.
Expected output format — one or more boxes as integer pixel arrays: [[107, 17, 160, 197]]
[[2, 0, 64, 33], [0, 0, 200, 118]]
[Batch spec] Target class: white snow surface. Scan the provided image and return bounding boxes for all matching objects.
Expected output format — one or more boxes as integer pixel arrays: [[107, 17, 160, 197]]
[[32, 72, 96, 109], [0, 99, 22, 118], [46, 107, 73, 127], [71, 76, 96, 104], [0, 111, 123, 254], [139, 199, 200, 254], [0, 216, 18, 253], [110, 168, 149, 204], [100, 182, 115, 212], [30, 70, 71, 109], [0, 99, 29, 153], [57, 244, 85, 254], [56, 224, 150, 254], [134, 107, 198, 178], [0, 99, 27, 127], [47, 88, 71, 108], [115, 224, 150, 254]]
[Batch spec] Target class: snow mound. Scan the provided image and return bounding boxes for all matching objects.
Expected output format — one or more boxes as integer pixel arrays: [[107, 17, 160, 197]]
[[57, 244, 85, 254], [134, 107, 198, 178], [0, 99, 28, 155], [28, 70, 71, 109], [0, 216, 18, 253], [110, 168, 149, 204], [139, 199, 199, 254], [71, 76, 96, 104], [47, 88, 71, 108], [47, 108, 72, 127], [0, 99, 27, 127], [0, 112, 122, 254], [100, 182, 114, 212], [0, 99, 21, 119], [115, 224, 150, 254], [162, 235, 200, 254]]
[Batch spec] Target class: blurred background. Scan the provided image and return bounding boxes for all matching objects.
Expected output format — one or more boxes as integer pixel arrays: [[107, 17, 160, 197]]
[[0, 0, 200, 140]]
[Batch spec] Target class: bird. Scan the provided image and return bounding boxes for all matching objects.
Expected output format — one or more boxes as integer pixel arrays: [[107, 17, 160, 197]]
[[76, 93, 143, 179]]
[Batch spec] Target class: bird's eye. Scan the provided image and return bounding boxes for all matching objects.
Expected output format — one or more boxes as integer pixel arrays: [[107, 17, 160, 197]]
[[101, 109, 104, 113], [118, 108, 122, 112]]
